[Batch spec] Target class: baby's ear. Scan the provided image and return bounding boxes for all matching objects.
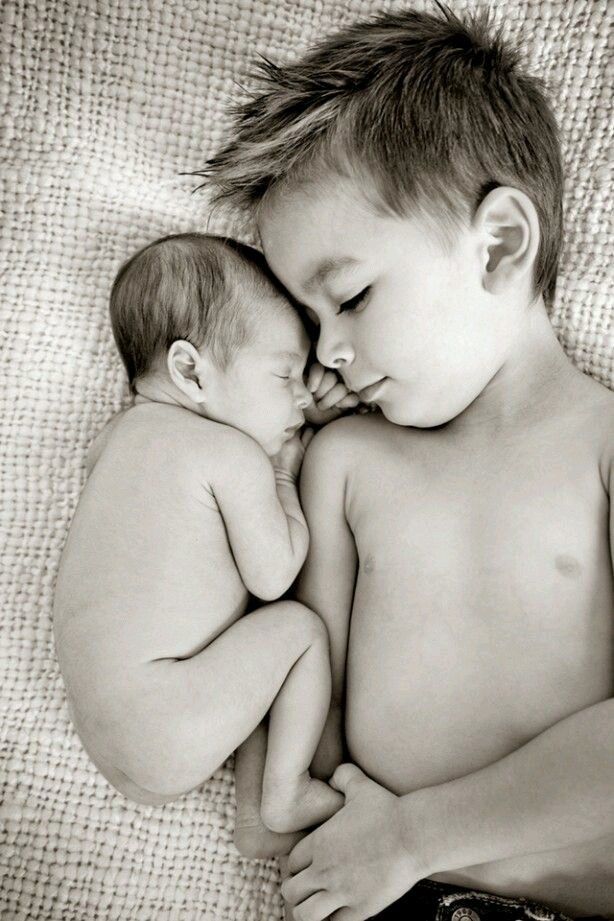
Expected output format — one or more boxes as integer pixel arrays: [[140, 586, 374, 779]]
[[167, 340, 207, 403], [474, 187, 540, 296]]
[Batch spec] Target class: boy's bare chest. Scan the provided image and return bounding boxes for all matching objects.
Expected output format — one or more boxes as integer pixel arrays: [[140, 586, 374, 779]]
[[348, 437, 610, 618], [344, 436, 612, 791]]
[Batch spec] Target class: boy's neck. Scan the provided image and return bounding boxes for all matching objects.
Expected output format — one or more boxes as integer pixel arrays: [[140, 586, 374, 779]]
[[447, 302, 579, 438]]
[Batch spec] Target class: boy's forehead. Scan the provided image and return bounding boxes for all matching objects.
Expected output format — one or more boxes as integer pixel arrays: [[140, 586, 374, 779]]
[[302, 255, 361, 293], [258, 178, 380, 292]]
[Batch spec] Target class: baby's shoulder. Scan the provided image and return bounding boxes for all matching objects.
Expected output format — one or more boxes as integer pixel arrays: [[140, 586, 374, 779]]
[[93, 403, 239, 478]]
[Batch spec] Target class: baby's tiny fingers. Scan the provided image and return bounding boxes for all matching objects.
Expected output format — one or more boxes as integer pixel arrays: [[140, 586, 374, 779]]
[[313, 371, 339, 401], [301, 427, 315, 449], [307, 363, 326, 393], [316, 382, 350, 411], [337, 393, 360, 409]]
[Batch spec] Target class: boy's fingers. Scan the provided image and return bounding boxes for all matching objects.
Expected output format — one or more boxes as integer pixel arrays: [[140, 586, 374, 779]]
[[312, 370, 338, 400], [307, 363, 326, 393], [316, 382, 349, 411]]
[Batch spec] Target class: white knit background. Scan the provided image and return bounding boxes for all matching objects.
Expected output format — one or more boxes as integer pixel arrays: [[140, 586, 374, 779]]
[[0, 1, 611, 919]]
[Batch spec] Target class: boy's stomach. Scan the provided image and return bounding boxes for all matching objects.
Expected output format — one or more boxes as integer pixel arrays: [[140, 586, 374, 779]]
[[344, 570, 614, 918]]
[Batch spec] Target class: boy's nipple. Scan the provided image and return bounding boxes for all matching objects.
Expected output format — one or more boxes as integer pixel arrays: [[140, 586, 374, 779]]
[[363, 554, 376, 574], [555, 554, 582, 579]]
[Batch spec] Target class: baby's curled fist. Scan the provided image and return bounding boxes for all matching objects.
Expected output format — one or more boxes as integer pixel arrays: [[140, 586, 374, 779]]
[[303, 363, 360, 427]]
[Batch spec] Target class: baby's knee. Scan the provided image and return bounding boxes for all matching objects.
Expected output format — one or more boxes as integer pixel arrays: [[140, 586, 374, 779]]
[[101, 763, 181, 806], [278, 600, 329, 647]]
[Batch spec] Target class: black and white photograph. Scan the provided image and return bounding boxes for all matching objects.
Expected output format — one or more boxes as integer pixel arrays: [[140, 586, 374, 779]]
[[0, 1, 612, 919]]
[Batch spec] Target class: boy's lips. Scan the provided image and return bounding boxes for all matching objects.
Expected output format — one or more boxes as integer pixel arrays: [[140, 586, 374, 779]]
[[357, 378, 387, 402]]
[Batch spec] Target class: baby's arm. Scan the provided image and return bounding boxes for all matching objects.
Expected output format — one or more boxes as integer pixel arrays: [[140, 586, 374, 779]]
[[232, 424, 358, 857], [211, 427, 310, 600]]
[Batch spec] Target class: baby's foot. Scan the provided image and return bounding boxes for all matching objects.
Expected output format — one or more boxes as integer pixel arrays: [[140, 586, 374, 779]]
[[233, 811, 303, 860], [260, 771, 344, 834]]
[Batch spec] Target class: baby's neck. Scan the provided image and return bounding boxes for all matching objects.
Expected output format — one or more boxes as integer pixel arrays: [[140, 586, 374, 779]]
[[134, 374, 202, 416]]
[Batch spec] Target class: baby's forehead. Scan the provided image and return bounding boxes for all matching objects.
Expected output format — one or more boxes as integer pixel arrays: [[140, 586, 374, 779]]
[[249, 304, 310, 363]]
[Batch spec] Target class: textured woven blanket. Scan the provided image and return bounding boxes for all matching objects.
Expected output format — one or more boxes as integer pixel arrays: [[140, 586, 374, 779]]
[[0, 1, 611, 919]]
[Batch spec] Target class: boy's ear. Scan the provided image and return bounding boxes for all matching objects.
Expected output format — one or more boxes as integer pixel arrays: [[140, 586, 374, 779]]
[[473, 187, 540, 296], [167, 340, 208, 403]]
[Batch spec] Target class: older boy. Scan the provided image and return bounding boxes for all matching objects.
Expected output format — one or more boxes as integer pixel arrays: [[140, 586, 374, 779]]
[[199, 6, 614, 921]]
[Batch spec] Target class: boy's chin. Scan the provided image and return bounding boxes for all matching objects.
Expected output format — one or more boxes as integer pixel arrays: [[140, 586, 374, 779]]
[[380, 399, 458, 430]]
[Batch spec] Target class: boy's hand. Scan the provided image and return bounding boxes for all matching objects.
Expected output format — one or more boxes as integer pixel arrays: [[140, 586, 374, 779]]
[[282, 764, 421, 921], [304, 364, 360, 426], [272, 428, 314, 481]]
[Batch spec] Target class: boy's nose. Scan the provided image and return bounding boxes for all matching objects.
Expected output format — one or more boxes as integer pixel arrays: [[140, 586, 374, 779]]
[[315, 328, 354, 370]]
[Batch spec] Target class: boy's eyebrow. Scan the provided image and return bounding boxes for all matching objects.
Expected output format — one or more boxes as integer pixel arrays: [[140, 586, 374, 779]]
[[273, 350, 306, 362], [304, 256, 360, 292]]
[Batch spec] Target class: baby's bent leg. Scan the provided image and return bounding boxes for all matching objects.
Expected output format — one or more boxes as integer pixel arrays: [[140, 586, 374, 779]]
[[104, 601, 341, 828], [259, 613, 344, 833], [233, 723, 305, 858]]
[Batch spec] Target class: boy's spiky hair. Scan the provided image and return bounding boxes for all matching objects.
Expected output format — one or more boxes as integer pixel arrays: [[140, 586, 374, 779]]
[[195, 4, 563, 302]]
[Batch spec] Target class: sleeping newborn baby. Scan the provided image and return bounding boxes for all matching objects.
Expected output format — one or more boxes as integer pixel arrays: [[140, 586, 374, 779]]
[[53, 232, 356, 836]]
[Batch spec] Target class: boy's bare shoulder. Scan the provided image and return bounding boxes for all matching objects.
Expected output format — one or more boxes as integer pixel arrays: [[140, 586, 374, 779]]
[[568, 369, 614, 454], [304, 411, 404, 472], [558, 370, 614, 491], [587, 379, 614, 488]]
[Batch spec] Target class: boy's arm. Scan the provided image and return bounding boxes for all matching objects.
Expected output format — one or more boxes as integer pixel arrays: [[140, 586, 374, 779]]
[[295, 424, 358, 778], [211, 428, 309, 601], [282, 698, 614, 920]]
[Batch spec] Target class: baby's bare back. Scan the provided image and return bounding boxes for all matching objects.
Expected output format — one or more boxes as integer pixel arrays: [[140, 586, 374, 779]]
[[341, 375, 613, 916], [54, 404, 248, 707]]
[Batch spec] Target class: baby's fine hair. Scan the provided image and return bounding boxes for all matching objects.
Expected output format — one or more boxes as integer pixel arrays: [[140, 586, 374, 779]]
[[110, 233, 285, 393], [197, 4, 563, 302]]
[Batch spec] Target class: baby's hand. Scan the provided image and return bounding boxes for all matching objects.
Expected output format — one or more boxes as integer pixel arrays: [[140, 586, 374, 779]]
[[304, 363, 360, 427], [272, 428, 314, 481]]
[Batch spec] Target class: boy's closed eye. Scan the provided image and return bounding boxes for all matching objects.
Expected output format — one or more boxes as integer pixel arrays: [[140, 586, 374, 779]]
[[337, 286, 371, 314]]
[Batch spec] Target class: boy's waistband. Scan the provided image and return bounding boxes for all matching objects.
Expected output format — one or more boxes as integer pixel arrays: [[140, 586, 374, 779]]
[[369, 878, 608, 921]]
